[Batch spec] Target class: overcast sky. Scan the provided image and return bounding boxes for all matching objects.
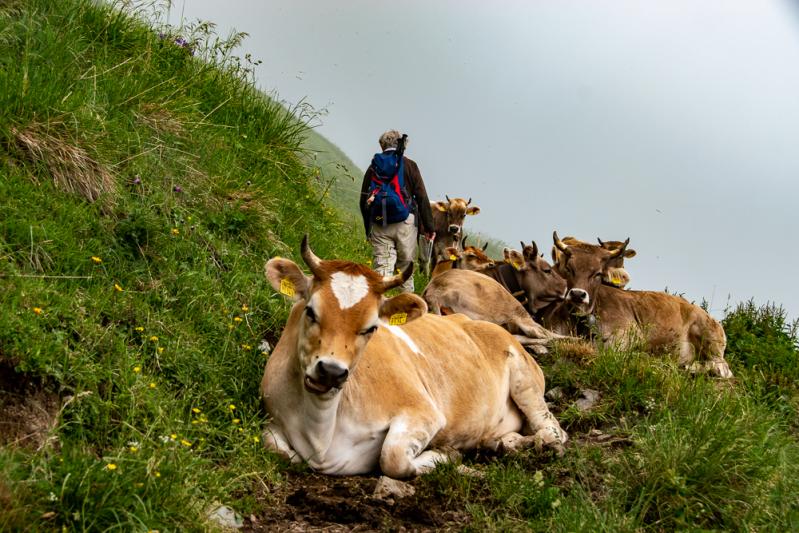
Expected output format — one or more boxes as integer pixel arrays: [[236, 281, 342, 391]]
[[168, 1, 799, 320]]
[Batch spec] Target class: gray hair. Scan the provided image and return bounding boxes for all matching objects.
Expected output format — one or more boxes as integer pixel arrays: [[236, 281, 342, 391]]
[[379, 130, 407, 150]]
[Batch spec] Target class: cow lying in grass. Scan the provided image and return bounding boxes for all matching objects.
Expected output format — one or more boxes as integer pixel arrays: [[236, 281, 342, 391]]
[[543, 232, 733, 378], [423, 241, 566, 352], [261, 237, 567, 478]]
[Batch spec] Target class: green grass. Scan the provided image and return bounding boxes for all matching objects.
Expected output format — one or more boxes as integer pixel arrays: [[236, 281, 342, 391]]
[[1, 0, 798, 531]]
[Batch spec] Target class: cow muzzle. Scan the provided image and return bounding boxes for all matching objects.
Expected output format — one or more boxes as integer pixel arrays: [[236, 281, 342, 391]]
[[448, 224, 461, 235], [304, 359, 349, 394], [567, 288, 590, 305]]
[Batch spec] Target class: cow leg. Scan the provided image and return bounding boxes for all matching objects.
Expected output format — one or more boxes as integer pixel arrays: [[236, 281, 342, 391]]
[[263, 424, 301, 463], [379, 416, 451, 478], [513, 335, 549, 355], [506, 347, 567, 454]]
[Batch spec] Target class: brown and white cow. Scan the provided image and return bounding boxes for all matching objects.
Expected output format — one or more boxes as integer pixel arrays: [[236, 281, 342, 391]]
[[430, 238, 495, 277], [543, 232, 732, 378], [261, 237, 567, 478], [552, 236, 637, 289], [419, 197, 481, 274], [423, 242, 567, 351]]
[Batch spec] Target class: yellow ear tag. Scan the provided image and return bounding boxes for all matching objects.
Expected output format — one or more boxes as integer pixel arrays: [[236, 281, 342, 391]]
[[389, 312, 407, 326], [609, 273, 621, 286], [513, 261, 523, 271], [449, 255, 458, 261], [280, 278, 295, 297]]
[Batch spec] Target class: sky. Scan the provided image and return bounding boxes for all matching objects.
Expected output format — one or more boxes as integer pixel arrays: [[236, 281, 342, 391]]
[[167, 1, 799, 320]]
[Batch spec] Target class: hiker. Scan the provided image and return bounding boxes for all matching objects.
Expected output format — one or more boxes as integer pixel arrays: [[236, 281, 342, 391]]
[[360, 130, 435, 293]]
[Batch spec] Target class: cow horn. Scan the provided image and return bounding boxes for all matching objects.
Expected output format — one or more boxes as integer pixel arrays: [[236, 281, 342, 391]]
[[553, 231, 570, 255], [461, 235, 468, 248], [520, 240, 526, 251], [445, 195, 451, 204], [530, 241, 539, 259], [300, 234, 325, 278], [379, 263, 413, 293], [482, 241, 489, 252], [597, 237, 605, 247], [608, 237, 630, 259], [467, 197, 472, 205]]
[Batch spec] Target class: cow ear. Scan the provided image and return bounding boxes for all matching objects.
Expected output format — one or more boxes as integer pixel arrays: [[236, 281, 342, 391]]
[[444, 246, 460, 261], [551, 247, 560, 264], [466, 206, 480, 215], [265, 258, 310, 302], [433, 201, 448, 212], [379, 293, 428, 326], [624, 249, 637, 258], [502, 248, 511, 262], [509, 250, 527, 271]]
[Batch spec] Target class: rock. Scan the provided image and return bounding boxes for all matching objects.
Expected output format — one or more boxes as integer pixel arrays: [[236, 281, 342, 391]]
[[575, 389, 600, 412], [373, 476, 416, 501], [207, 503, 243, 530], [545, 387, 564, 401]]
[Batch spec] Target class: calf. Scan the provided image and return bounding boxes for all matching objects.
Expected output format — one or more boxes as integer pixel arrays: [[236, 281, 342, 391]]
[[544, 232, 732, 378], [261, 237, 567, 478]]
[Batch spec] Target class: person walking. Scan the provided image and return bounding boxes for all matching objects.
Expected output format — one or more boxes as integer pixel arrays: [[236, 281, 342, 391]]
[[360, 130, 435, 293]]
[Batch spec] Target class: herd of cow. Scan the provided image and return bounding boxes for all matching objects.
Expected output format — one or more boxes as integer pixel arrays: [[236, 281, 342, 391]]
[[258, 197, 732, 481]]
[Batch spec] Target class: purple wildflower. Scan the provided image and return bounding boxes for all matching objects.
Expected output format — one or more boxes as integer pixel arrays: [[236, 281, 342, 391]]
[[133, 176, 141, 185], [173, 185, 182, 193]]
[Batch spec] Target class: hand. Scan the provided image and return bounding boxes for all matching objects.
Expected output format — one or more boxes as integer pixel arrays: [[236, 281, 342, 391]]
[[424, 231, 436, 241]]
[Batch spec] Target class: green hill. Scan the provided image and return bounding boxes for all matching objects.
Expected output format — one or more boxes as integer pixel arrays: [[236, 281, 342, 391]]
[[1, 1, 798, 531]]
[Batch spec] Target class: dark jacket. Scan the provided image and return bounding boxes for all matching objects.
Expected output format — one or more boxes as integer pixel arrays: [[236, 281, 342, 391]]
[[359, 152, 434, 237]]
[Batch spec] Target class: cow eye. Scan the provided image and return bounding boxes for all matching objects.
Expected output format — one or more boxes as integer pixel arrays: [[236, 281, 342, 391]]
[[594, 272, 603, 279], [305, 306, 317, 323], [360, 325, 378, 336], [543, 267, 551, 274]]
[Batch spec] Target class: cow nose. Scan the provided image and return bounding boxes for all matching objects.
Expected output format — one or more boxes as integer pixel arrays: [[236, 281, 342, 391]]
[[448, 225, 460, 234], [316, 359, 349, 387], [568, 289, 589, 304]]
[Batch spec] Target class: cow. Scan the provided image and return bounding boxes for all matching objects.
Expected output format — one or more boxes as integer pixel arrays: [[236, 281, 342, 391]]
[[418, 197, 480, 274], [261, 236, 567, 478], [542, 232, 732, 378], [551, 236, 637, 289], [422, 241, 567, 352], [430, 238, 495, 277]]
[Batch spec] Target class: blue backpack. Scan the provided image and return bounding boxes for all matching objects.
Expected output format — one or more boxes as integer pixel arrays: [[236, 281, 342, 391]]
[[367, 151, 412, 226]]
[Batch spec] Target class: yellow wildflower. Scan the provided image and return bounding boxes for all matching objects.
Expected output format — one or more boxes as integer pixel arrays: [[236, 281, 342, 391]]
[[241, 344, 251, 351], [192, 407, 201, 414], [228, 324, 234, 330], [106, 463, 117, 471], [114, 283, 124, 292], [171, 228, 180, 236], [134, 482, 144, 488], [228, 404, 236, 411], [133, 366, 141, 373], [157, 346, 164, 354], [154, 471, 161, 478], [233, 316, 242, 323], [91, 256, 102, 264], [149, 335, 159, 342], [129, 446, 138, 453], [149, 382, 156, 389], [253, 436, 260, 443], [32, 307, 43, 315], [135, 326, 144, 332], [187, 216, 193, 222], [180, 439, 192, 447], [232, 418, 240, 425], [170, 434, 177, 440], [241, 304, 249, 312]]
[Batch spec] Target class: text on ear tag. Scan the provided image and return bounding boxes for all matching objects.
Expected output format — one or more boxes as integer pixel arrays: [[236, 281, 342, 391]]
[[280, 278, 295, 296], [449, 255, 457, 261], [389, 312, 407, 326], [513, 261, 523, 270]]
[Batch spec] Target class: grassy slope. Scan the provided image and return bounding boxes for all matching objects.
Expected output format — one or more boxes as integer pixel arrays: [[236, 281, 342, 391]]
[[0, 1, 797, 531]]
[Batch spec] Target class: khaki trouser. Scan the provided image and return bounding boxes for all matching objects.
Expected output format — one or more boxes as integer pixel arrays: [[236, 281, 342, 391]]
[[370, 214, 417, 293]]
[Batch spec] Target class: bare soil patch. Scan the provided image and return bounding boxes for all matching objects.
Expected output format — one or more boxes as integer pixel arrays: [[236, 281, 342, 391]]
[[246, 471, 471, 532], [0, 361, 60, 449]]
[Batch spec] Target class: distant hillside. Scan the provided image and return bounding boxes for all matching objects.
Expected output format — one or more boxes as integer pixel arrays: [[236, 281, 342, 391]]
[[301, 128, 363, 222]]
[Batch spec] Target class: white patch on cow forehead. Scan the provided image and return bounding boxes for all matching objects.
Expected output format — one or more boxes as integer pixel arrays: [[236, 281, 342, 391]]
[[329, 272, 370, 310], [383, 324, 421, 355]]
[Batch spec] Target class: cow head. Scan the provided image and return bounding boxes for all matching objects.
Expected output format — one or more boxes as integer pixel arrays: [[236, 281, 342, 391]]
[[265, 236, 427, 396], [458, 236, 494, 271], [551, 235, 636, 289], [432, 196, 480, 235], [515, 241, 568, 314], [552, 231, 629, 315]]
